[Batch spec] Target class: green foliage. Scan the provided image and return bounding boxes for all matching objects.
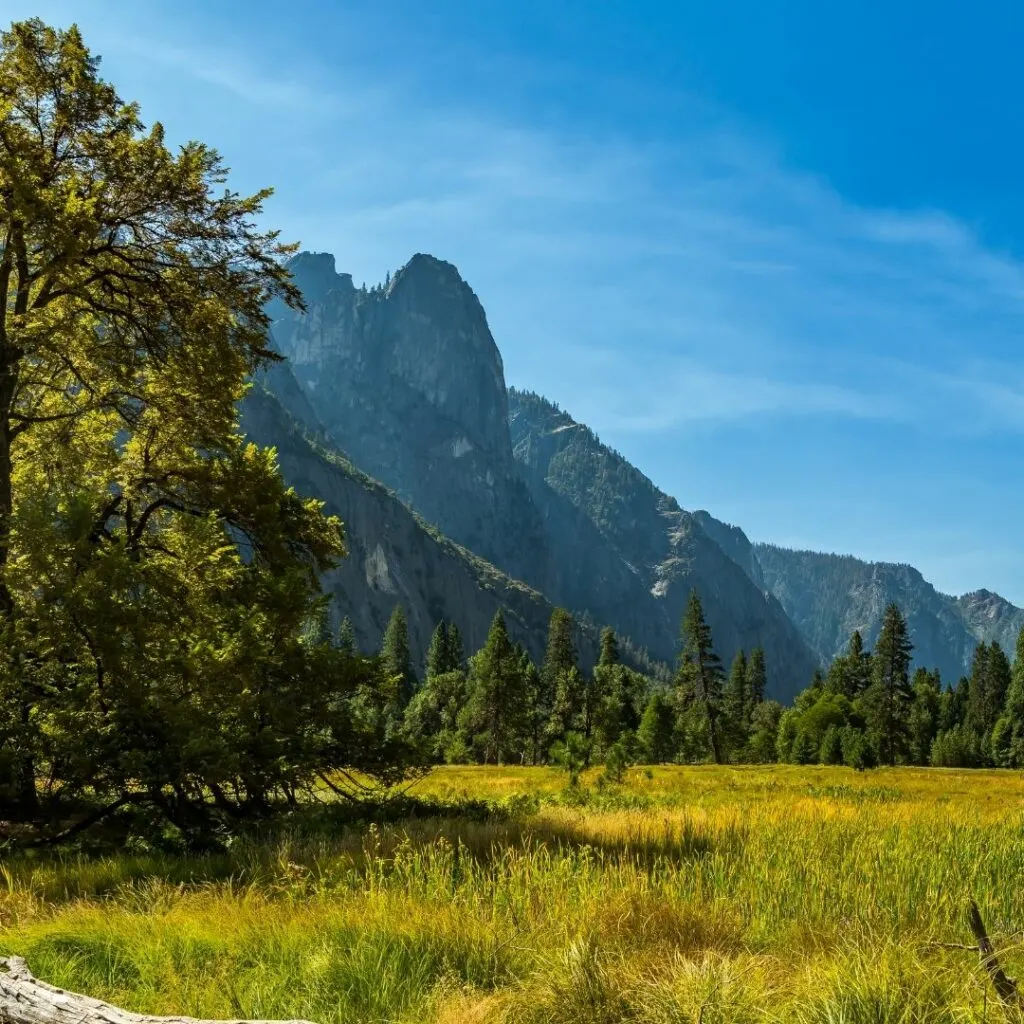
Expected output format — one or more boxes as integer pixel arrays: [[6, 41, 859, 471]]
[[841, 728, 877, 771], [675, 590, 725, 763], [930, 725, 981, 768], [550, 730, 590, 787], [819, 725, 844, 765], [458, 611, 528, 765], [747, 700, 783, 762], [863, 603, 914, 765], [598, 625, 620, 667], [724, 650, 750, 756], [337, 616, 357, 655], [0, 19, 427, 839], [637, 692, 676, 763]]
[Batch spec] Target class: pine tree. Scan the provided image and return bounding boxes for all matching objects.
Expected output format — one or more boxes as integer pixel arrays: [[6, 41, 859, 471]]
[[724, 650, 749, 757], [338, 617, 357, 656], [599, 626, 620, 668], [907, 667, 941, 765], [991, 629, 1024, 766], [829, 631, 872, 697], [965, 642, 1011, 760], [746, 647, 767, 711], [380, 605, 416, 733], [426, 622, 450, 679], [445, 623, 465, 674], [637, 692, 676, 763], [863, 603, 913, 765], [675, 590, 726, 763], [458, 611, 528, 764], [542, 608, 579, 745]]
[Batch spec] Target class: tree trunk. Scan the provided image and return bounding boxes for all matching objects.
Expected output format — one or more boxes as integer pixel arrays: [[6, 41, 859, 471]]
[[0, 957, 318, 1024]]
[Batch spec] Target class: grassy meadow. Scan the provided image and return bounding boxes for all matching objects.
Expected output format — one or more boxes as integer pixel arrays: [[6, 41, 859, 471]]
[[3, 765, 1024, 1023]]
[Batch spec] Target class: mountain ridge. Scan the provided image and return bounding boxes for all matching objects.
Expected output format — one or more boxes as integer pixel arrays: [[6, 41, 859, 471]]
[[262, 248, 1022, 695]]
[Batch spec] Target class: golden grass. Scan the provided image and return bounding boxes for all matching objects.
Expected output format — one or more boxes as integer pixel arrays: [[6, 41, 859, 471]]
[[2, 765, 1022, 1022]]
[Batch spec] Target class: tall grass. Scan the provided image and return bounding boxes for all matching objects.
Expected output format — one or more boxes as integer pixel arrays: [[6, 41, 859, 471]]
[[1, 765, 1021, 1022]]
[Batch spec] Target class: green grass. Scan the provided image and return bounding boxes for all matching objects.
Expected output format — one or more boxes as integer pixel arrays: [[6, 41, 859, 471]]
[[3, 765, 1024, 1022]]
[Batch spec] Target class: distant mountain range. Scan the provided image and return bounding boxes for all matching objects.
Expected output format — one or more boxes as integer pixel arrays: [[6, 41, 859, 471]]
[[252, 249, 1024, 699]]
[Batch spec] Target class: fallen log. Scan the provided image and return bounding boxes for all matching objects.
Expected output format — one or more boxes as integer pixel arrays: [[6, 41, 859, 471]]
[[0, 957, 317, 1024]]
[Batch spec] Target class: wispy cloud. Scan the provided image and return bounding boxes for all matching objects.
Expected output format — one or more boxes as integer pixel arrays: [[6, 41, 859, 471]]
[[32, 6, 1024, 598]]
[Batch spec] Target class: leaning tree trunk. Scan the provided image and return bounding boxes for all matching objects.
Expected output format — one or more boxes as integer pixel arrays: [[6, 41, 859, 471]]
[[0, 957, 318, 1024]]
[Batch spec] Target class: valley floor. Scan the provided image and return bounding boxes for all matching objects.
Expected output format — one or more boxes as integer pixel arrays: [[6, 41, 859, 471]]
[[3, 765, 1024, 1023]]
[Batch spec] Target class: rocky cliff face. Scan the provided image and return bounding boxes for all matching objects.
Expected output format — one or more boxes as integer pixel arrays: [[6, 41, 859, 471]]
[[239, 376, 558, 670], [956, 590, 1024, 657], [508, 389, 820, 701], [750, 546, 1024, 682], [267, 252, 553, 590], [264, 251, 827, 699]]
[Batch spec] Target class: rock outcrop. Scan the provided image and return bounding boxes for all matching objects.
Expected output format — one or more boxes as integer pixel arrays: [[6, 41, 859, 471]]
[[240, 375, 556, 669], [268, 252, 553, 590]]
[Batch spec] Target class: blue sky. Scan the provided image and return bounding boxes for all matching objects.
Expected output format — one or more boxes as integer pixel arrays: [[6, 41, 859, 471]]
[[14, 1, 1024, 602]]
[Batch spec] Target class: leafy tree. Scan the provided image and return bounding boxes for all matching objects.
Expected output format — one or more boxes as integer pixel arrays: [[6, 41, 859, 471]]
[[862, 603, 913, 765], [0, 20, 426, 835], [675, 591, 725, 763]]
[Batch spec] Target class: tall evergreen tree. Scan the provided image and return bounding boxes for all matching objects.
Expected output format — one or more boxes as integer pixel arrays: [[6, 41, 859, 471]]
[[445, 623, 465, 674], [746, 647, 767, 711], [907, 667, 942, 766], [724, 650, 750, 756], [542, 608, 579, 745], [992, 627, 1024, 766], [338, 617, 357, 656], [863, 603, 913, 765], [965, 642, 1011, 758], [380, 605, 416, 733], [675, 590, 726, 763], [599, 626, 620, 668], [458, 611, 528, 764], [637, 691, 676, 763], [426, 622, 450, 679]]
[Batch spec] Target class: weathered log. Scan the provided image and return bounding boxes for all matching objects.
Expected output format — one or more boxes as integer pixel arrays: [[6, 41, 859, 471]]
[[0, 957, 317, 1024], [967, 900, 1022, 1013]]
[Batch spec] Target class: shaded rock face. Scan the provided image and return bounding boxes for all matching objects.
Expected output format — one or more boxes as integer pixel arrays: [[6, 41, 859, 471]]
[[239, 378, 557, 671], [508, 390, 820, 702], [956, 590, 1024, 658], [268, 252, 553, 591], [750, 546, 1024, 682]]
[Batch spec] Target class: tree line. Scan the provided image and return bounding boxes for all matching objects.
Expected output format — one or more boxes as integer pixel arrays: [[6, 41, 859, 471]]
[[367, 595, 1024, 775]]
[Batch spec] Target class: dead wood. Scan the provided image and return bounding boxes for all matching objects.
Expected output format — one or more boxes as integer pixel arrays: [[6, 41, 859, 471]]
[[0, 957, 317, 1024], [967, 899, 1022, 1014]]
